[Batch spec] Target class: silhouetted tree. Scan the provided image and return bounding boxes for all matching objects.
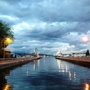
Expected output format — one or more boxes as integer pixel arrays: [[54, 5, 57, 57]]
[[85, 50, 89, 57], [0, 20, 14, 57]]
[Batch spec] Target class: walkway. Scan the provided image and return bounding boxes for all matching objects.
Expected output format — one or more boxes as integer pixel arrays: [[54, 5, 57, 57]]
[[0, 57, 40, 70]]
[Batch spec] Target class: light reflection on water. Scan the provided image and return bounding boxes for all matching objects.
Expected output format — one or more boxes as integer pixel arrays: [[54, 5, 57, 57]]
[[0, 57, 90, 90], [85, 83, 89, 90]]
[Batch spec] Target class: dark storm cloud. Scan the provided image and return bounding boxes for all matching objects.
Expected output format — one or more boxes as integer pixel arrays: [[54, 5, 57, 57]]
[[16, 22, 90, 42], [1, 0, 90, 54], [73, 22, 90, 34], [11, 0, 90, 22], [2, 0, 90, 22]]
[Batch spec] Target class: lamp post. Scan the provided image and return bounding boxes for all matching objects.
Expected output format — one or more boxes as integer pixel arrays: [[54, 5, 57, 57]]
[[81, 36, 89, 43], [1, 37, 12, 58], [81, 36, 90, 57]]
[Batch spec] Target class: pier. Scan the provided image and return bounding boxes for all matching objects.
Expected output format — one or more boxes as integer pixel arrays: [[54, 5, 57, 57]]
[[56, 56, 90, 68], [0, 57, 40, 71]]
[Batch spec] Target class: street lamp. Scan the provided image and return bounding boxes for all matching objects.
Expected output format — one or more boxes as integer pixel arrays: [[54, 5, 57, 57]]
[[1, 37, 12, 58], [81, 36, 89, 43], [81, 36, 90, 56], [5, 38, 12, 44]]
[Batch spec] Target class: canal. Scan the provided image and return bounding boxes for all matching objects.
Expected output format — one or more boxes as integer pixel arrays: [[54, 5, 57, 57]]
[[1, 57, 90, 90]]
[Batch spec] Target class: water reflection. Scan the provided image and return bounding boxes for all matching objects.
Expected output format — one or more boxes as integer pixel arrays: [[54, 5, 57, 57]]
[[1, 57, 90, 90], [34, 59, 40, 69], [2, 84, 11, 90], [0, 70, 11, 90], [26, 68, 29, 76], [57, 59, 90, 90], [74, 72, 76, 80], [57, 59, 69, 73], [43, 57, 46, 62], [57, 59, 77, 81], [85, 83, 89, 90]]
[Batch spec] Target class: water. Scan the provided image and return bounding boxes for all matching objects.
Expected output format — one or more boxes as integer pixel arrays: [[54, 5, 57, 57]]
[[1, 57, 90, 90]]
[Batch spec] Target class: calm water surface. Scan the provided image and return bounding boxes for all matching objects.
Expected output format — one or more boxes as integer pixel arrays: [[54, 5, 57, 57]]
[[1, 57, 90, 90]]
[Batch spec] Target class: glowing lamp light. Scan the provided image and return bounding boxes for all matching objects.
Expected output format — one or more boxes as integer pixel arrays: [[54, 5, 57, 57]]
[[82, 36, 89, 42], [4, 38, 12, 45]]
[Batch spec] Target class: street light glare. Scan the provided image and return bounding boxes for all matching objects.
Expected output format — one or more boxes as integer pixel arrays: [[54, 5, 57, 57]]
[[5, 38, 12, 44], [82, 36, 89, 42]]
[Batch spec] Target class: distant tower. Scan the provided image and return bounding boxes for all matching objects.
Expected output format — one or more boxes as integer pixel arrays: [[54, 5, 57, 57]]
[[34, 48, 39, 57], [35, 48, 38, 55], [56, 50, 62, 56]]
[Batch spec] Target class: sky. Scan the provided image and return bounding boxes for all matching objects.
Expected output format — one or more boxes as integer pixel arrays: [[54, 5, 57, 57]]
[[0, 0, 90, 55]]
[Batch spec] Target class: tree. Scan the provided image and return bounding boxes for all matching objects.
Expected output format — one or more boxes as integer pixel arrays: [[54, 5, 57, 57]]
[[0, 20, 14, 57], [85, 50, 89, 57], [0, 20, 14, 36]]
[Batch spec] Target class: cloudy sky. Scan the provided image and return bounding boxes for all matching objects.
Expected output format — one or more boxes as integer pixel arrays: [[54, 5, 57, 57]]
[[1, 0, 90, 55]]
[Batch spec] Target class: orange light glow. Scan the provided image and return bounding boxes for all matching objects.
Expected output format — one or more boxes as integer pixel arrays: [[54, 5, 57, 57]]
[[2, 84, 11, 90], [4, 38, 12, 45], [6, 38, 12, 44], [85, 83, 89, 90]]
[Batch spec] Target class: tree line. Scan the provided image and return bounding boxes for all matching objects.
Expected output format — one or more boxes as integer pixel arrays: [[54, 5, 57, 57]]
[[0, 20, 14, 57]]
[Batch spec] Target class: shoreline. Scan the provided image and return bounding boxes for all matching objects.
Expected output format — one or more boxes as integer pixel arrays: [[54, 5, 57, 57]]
[[56, 56, 90, 68], [0, 57, 40, 71]]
